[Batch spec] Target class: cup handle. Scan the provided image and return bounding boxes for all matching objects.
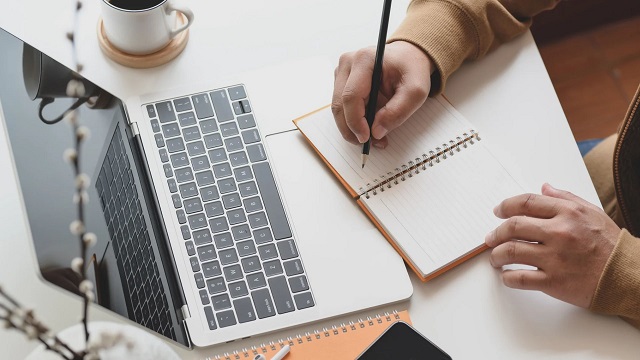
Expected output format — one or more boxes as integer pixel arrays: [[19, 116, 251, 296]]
[[38, 97, 89, 125], [166, 2, 194, 38]]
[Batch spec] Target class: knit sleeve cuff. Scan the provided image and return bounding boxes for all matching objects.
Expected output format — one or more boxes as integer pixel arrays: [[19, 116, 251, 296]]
[[590, 229, 640, 329]]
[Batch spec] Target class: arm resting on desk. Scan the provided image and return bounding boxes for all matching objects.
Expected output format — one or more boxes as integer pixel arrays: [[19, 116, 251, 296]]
[[388, 0, 559, 95]]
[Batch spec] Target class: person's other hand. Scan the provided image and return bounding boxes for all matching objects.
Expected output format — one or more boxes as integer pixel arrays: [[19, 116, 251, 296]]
[[332, 41, 434, 149], [485, 183, 620, 308]]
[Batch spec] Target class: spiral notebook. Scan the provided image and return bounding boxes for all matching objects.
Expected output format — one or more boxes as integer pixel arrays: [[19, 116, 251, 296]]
[[211, 310, 411, 359], [294, 96, 524, 281]]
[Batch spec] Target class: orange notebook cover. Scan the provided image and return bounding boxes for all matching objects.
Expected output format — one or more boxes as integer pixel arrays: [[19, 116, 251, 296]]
[[211, 310, 411, 360], [292, 98, 524, 282]]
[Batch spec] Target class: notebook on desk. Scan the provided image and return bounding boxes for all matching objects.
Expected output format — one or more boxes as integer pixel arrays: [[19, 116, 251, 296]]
[[0, 27, 412, 348], [295, 97, 525, 281]]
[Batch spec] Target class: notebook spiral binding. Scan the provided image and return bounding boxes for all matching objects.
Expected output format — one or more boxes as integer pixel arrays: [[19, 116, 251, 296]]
[[358, 130, 480, 199], [210, 311, 403, 360]]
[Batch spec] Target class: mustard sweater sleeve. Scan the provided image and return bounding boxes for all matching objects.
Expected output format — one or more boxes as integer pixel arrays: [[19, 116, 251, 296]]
[[590, 229, 640, 329], [388, 0, 559, 95]]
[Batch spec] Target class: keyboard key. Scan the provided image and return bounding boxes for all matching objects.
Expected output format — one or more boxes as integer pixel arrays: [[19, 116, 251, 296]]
[[243, 196, 263, 213], [204, 133, 223, 149], [178, 112, 197, 127], [237, 240, 257, 257], [234, 297, 256, 323], [163, 164, 173, 178], [201, 185, 220, 202], [189, 256, 200, 272], [223, 264, 243, 282], [204, 201, 224, 218], [288, 275, 309, 293], [216, 310, 237, 328], [277, 239, 299, 260], [194, 273, 205, 289], [188, 213, 207, 230], [191, 155, 210, 172], [175, 167, 194, 183], [204, 306, 217, 330], [210, 90, 234, 122], [219, 248, 239, 265], [173, 97, 192, 112], [224, 136, 243, 152], [294, 292, 314, 310], [229, 281, 249, 298], [199, 289, 210, 305], [239, 181, 258, 197], [193, 229, 212, 245], [251, 288, 276, 319], [231, 224, 251, 241], [184, 198, 203, 214], [185, 241, 196, 256], [221, 123, 239, 138], [150, 119, 160, 133], [162, 122, 181, 138], [208, 148, 228, 164], [212, 294, 232, 311], [227, 208, 247, 225], [166, 138, 185, 153], [179, 182, 198, 198], [222, 193, 241, 209], [186, 141, 206, 156], [195, 170, 215, 186], [213, 232, 233, 249], [232, 101, 243, 115], [233, 166, 252, 181], [206, 277, 226, 294], [283, 259, 304, 276], [168, 178, 178, 193], [197, 245, 217, 262], [240, 100, 251, 113], [183, 126, 201, 142], [202, 260, 222, 278], [253, 228, 273, 244], [200, 119, 218, 134], [263, 259, 283, 277], [229, 151, 249, 167], [192, 93, 214, 119], [154, 134, 165, 148], [248, 211, 268, 228], [159, 148, 169, 163], [236, 116, 256, 134], [268, 276, 295, 314], [218, 178, 237, 194], [172, 194, 182, 209], [228, 85, 246, 100], [213, 162, 232, 178], [253, 162, 292, 239], [241, 129, 260, 144], [170, 152, 189, 168], [258, 244, 277, 261], [241, 256, 261, 273], [156, 101, 176, 123], [246, 272, 267, 290], [209, 216, 229, 233], [247, 144, 266, 162], [176, 209, 186, 224], [146, 104, 157, 118]]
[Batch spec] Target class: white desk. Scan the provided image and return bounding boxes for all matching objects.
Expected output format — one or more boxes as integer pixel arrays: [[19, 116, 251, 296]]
[[1, 0, 639, 358]]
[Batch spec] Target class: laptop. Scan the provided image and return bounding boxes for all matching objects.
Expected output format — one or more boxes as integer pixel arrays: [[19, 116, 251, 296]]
[[0, 27, 412, 347]]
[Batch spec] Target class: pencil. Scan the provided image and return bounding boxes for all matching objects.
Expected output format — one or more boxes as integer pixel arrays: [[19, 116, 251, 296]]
[[362, 0, 393, 168]]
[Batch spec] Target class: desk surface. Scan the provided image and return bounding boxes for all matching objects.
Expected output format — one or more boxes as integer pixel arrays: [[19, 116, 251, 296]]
[[1, 0, 639, 358]]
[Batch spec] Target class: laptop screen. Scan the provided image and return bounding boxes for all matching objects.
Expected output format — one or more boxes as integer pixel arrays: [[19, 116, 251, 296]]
[[0, 27, 189, 346]]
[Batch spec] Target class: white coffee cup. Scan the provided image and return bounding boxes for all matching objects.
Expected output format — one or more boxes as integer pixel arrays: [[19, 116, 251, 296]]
[[101, 0, 194, 55]]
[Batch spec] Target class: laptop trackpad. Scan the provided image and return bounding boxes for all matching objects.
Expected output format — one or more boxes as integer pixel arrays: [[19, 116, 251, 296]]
[[264, 130, 412, 308]]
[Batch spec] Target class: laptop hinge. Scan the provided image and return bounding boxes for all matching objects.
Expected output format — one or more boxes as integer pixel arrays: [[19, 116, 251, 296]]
[[121, 103, 140, 136], [181, 305, 191, 319]]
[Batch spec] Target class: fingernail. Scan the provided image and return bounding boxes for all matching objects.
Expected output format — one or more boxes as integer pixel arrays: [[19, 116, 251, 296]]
[[493, 205, 500, 216], [356, 132, 368, 143], [373, 141, 386, 149], [372, 125, 387, 139], [484, 231, 493, 246]]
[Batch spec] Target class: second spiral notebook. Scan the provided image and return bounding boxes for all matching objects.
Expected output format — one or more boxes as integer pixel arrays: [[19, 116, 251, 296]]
[[294, 96, 524, 281]]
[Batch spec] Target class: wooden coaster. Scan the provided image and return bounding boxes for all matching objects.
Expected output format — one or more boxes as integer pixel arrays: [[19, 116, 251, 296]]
[[97, 14, 189, 68]]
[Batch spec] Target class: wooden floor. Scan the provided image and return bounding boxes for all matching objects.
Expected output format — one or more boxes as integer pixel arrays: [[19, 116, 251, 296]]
[[537, 16, 640, 141]]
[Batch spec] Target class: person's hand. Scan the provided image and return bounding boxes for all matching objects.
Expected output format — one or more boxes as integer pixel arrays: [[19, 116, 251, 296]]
[[485, 183, 621, 308], [332, 41, 434, 148]]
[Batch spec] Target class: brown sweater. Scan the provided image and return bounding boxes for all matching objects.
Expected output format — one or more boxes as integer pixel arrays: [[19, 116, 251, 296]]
[[389, 0, 640, 329]]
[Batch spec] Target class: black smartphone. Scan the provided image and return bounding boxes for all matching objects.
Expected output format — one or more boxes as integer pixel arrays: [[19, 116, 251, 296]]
[[357, 321, 452, 360]]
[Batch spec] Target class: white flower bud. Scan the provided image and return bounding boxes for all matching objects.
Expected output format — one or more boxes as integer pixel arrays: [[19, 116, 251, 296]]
[[25, 325, 38, 340], [71, 257, 83, 273], [76, 173, 90, 189], [73, 191, 89, 204], [79, 280, 94, 293], [85, 291, 95, 302], [63, 148, 77, 163], [76, 126, 90, 141], [66, 79, 86, 98], [63, 110, 78, 125], [83, 232, 97, 247], [69, 220, 84, 235], [85, 353, 100, 360]]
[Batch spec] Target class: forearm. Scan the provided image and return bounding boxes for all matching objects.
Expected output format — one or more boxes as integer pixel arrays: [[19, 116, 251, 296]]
[[388, 0, 559, 95], [590, 229, 640, 329]]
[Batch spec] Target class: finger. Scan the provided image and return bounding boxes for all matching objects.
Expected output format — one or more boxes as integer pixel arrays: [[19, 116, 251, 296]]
[[372, 137, 388, 149], [489, 241, 547, 268], [342, 52, 375, 143], [371, 83, 428, 140], [494, 193, 561, 219], [485, 216, 550, 247], [541, 183, 598, 210], [332, 61, 360, 145], [501, 269, 548, 291]]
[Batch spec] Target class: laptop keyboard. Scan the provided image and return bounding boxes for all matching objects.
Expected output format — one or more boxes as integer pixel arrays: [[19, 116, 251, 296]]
[[146, 85, 315, 330], [96, 125, 176, 340]]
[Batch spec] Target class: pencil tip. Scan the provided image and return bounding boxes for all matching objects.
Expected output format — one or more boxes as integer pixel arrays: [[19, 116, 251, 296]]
[[361, 154, 367, 168]]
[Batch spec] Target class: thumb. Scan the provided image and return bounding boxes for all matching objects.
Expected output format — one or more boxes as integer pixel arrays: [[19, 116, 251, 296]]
[[371, 84, 429, 140]]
